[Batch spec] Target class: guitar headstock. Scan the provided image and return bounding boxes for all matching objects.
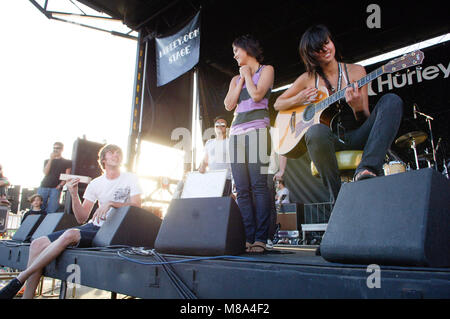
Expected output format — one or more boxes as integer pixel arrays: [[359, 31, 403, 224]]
[[383, 50, 424, 74]]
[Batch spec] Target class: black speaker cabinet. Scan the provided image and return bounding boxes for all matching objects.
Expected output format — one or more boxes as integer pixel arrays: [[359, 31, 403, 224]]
[[12, 214, 46, 242], [6, 185, 20, 214], [71, 138, 104, 178], [31, 213, 80, 241], [92, 206, 162, 247], [321, 168, 450, 267], [155, 197, 246, 256], [0, 206, 9, 233]]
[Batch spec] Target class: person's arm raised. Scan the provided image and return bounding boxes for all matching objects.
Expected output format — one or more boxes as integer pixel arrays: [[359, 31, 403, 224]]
[[224, 75, 244, 111], [66, 178, 94, 224], [274, 73, 317, 111], [240, 65, 274, 102], [344, 64, 370, 120]]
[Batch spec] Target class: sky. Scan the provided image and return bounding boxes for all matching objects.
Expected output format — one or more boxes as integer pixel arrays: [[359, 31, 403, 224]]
[[0, 1, 137, 188]]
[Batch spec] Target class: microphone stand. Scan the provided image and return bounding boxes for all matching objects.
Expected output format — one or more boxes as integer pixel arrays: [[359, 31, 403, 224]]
[[415, 109, 438, 170]]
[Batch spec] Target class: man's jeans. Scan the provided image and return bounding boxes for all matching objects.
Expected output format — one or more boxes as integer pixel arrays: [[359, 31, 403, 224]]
[[37, 187, 62, 213]]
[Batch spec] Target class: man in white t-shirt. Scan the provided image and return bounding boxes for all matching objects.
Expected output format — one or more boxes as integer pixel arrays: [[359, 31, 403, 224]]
[[275, 180, 290, 205], [0, 144, 141, 299], [198, 115, 232, 196]]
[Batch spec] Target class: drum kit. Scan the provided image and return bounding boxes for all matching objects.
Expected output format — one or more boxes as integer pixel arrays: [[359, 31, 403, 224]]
[[383, 105, 449, 178]]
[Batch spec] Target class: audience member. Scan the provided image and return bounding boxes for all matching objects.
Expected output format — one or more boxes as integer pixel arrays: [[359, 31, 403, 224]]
[[275, 180, 290, 205], [37, 142, 72, 213], [21, 194, 46, 223]]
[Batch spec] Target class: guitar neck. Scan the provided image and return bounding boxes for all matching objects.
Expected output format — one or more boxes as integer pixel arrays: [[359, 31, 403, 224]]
[[316, 66, 384, 111]]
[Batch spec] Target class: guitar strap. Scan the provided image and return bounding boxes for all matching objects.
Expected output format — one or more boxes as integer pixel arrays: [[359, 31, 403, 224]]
[[315, 64, 346, 142], [335, 63, 346, 143]]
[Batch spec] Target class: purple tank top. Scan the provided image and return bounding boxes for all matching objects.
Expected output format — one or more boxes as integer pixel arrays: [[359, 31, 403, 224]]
[[230, 66, 271, 135]]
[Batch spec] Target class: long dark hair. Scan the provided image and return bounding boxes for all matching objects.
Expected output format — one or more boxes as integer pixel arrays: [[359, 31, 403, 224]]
[[299, 25, 342, 76], [233, 34, 264, 63]]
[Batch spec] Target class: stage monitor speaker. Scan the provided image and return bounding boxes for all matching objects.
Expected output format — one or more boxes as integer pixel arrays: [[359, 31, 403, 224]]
[[155, 197, 246, 256], [0, 206, 9, 233], [92, 206, 162, 248], [321, 168, 450, 267], [12, 214, 46, 242], [71, 138, 104, 179], [31, 213, 80, 241]]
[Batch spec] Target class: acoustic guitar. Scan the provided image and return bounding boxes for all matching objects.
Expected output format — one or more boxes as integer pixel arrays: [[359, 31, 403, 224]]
[[274, 50, 425, 158]]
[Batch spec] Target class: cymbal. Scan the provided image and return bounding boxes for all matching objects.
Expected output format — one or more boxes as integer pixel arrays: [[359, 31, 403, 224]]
[[395, 131, 428, 148]]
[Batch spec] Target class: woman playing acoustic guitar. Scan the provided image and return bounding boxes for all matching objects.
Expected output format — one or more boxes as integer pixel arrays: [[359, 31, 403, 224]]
[[274, 25, 403, 202]]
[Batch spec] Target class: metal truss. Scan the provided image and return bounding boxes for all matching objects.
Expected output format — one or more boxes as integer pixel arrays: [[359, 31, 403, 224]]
[[28, 0, 138, 40]]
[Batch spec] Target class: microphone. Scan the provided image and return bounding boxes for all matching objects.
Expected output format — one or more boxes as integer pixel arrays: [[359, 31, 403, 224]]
[[413, 104, 417, 119]]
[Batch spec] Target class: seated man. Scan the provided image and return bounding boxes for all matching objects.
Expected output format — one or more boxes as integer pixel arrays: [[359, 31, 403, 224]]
[[0, 144, 142, 299]]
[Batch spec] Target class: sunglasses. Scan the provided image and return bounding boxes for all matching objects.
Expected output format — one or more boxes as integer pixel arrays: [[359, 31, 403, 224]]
[[215, 123, 226, 127], [53, 147, 62, 150]]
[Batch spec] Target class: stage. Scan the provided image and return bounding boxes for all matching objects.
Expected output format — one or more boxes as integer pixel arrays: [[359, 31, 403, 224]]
[[1, 241, 449, 299]]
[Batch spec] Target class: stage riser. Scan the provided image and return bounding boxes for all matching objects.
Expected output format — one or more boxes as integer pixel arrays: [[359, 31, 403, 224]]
[[0, 245, 449, 298]]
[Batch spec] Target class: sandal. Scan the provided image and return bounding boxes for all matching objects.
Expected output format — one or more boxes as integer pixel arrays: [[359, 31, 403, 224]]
[[245, 242, 253, 253], [353, 169, 377, 182], [247, 241, 269, 255]]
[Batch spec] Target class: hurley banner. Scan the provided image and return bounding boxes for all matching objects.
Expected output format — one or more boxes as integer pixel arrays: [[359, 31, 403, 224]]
[[155, 11, 201, 87]]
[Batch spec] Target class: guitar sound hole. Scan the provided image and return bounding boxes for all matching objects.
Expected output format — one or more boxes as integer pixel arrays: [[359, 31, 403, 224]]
[[303, 104, 315, 122]]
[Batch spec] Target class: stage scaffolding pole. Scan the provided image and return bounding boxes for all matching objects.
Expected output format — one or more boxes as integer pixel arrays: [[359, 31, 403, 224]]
[[191, 68, 200, 172], [126, 32, 147, 172]]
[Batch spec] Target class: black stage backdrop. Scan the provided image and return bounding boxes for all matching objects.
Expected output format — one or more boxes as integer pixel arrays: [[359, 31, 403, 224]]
[[198, 63, 234, 129]]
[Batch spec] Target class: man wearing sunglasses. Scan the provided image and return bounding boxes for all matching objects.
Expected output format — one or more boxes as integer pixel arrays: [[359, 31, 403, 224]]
[[198, 116, 233, 196], [37, 142, 72, 213]]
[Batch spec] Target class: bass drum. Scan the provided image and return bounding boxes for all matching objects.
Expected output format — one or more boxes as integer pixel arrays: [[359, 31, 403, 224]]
[[383, 161, 406, 176]]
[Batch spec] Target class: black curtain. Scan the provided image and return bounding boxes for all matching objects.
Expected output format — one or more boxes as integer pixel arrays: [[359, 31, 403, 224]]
[[197, 63, 234, 131], [140, 38, 193, 147]]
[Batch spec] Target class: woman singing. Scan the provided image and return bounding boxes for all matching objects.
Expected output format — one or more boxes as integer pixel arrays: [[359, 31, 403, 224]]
[[224, 35, 274, 254]]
